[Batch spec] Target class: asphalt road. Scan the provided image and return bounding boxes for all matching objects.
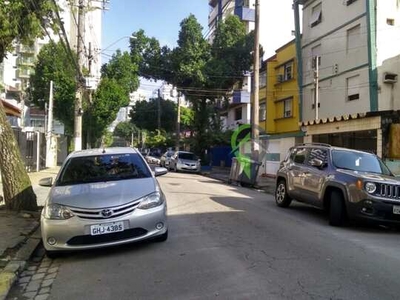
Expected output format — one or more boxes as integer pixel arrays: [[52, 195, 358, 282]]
[[24, 172, 400, 299]]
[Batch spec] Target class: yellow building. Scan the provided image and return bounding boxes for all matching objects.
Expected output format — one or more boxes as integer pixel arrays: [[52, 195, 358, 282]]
[[258, 39, 304, 176]]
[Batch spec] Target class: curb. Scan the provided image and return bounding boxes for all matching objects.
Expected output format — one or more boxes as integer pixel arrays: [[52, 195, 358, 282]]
[[0, 226, 41, 300]]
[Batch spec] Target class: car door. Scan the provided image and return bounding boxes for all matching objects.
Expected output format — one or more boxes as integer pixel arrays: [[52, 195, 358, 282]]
[[302, 148, 328, 207], [286, 147, 310, 202]]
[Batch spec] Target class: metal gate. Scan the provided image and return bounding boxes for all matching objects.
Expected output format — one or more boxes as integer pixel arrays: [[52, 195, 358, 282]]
[[13, 129, 46, 172]]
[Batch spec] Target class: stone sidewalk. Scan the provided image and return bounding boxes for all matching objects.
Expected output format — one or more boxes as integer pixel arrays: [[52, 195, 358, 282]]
[[0, 167, 60, 300], [207, 166, 276, 195]]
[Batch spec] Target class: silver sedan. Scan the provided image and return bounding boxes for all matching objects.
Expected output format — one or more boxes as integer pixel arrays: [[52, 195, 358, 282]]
[[39, 147, 168, 257]]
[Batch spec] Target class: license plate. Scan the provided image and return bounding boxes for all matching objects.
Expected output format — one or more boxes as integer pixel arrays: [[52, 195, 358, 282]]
[[393, 206, 400, 215], [90, 221, 124, 236]]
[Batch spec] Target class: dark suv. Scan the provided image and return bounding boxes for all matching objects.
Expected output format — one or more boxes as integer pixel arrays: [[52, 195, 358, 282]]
[[275, 143, 400, 226]]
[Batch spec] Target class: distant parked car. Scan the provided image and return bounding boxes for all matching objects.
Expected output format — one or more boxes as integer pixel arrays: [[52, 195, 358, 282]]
[[275, 143, 400, 226], [39, 147, 168, 257], [160, 151, 175, 168], [169, 151, 200, 173]]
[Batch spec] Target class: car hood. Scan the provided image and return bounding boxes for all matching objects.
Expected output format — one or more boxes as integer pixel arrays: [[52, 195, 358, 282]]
[[49, 178, 157, 209], [338, 169, 400, 184]]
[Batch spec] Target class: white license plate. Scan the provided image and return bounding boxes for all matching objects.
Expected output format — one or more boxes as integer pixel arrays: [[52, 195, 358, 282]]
[[90, 221, 124, 236], [393, 206, 400, 215]]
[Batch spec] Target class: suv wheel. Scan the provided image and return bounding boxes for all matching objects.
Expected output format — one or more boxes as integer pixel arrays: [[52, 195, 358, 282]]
[[275, 180, 292, 207], [329, 190, 346, 226]]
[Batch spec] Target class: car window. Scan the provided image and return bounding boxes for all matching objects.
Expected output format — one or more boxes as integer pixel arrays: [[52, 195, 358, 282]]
[[178, 152, 198, 160], [57, 153, 152, 186], [308, 148, 328, 167], [292, 148, 308, 164], [332, 150, 392, 175]]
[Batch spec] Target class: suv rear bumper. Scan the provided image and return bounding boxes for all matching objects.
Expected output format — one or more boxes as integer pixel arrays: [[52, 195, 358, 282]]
[[347, 199, 400, 224]]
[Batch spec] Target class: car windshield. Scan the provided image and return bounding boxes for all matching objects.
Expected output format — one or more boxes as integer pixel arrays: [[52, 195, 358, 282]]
[[332, 150, 392, 176], [179, 152, 198, 160], [57, 153, 151, 186]]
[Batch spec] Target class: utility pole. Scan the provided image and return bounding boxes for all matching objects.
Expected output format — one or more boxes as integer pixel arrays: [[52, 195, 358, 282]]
[[157, 88, 161, 133], [314, 56, 319, 120], [251, 0, 260, 162], [86, 42, 93, 149], [46, 80, 56, 168], [74, 0, 85, 151], [175, 91, 181, 151]]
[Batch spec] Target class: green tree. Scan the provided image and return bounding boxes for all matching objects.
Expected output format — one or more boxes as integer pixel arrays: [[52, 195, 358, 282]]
[[114, 121, 138, 145], [0, 0, 58, 211], [30, 41, 76, 135], [85, 50, 139, 147]]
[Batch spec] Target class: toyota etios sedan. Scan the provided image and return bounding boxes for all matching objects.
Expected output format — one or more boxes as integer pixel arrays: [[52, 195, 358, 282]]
[[39, 147, 168, 257]]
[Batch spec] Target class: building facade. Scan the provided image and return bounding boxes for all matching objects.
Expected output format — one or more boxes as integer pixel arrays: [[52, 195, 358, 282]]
[[259, 39, 303, 175], [294, 0, 400, 170]]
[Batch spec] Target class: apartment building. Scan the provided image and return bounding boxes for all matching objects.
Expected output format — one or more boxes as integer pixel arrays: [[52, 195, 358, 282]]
[[295, 0, 400, 164]]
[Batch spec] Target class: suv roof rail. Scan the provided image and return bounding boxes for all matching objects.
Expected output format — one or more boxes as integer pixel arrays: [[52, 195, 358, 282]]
[[297, 143, 332, 147]]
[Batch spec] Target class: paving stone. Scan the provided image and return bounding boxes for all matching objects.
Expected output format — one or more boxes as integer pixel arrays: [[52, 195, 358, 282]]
[[21, 270, 35, 276], [26, 280, 41, 292], [19, 275, 31, 283], [36, 267, 48, 273], [35, 294, 50, 300], [41, 279, 54, 288], [19, 282, 28, 290], [39, 261, 51, 268], [32, 273, 45, 280], [32, 256, 42, 262], [44, 273, 57, 280], [47, 267, 58, 274], [27, 266, 37, 271], [22, 291, 37, 299], [39, 287, 51, 294]]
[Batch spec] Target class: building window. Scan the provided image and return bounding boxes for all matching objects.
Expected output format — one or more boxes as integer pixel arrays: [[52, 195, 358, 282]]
[[347, 24, 361, 53], [284, 63, 293, 81], [347, 75, 360, 101], [284, 98, 292, 118], [387, 18, 395, 26], [259, 101, 266, 121], [311, 44, 321, 69], [260, 72, 266, 88], [310, 3, 322, 27], [235, 107, 242, 120], [311, 88, 320, 109]]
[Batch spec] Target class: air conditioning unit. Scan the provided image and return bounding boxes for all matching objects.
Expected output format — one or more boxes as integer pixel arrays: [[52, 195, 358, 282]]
[[383, 72, 398, 84], [277, 74, 284, 83]]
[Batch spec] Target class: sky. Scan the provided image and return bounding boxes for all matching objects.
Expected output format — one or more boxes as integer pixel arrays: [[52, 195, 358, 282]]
[[101, 0, 297, 96]]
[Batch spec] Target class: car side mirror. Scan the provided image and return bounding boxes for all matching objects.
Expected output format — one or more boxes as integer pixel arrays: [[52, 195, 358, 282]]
[[39, 177, 53, 187], [310, 158, 324, 168], [154, 167, 168, 177]]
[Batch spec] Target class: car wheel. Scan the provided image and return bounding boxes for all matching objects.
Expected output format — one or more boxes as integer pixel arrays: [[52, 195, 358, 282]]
[[153, 230, 168, 242], [275, 180, 292, 208], [329, 190, 346, 226]]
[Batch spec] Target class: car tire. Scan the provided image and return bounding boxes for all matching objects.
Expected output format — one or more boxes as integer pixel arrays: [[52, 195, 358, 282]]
[[275, 180, 292, 207], [329, 190, 346, 226], [153, 230, 168, 242]]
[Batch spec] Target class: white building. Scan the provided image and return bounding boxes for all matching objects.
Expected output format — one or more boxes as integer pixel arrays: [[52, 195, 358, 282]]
[[152, 83, 190, 107], [297, 0, 400, 159]]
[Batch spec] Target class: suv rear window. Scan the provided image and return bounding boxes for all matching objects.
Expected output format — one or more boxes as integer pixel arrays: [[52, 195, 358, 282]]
[[57, 153, 151, 186]]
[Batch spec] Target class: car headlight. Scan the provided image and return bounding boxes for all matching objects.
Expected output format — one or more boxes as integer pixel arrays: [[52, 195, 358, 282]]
[[365, 182, 377, 194], [137, 192, 164, 209], [43, 204, 74, 220]]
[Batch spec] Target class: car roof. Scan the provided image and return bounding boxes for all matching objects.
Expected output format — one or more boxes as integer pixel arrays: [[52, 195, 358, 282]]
[[177, 151, 195, 154], [67, 147, 139, 159], [295, 144, 375, 155]]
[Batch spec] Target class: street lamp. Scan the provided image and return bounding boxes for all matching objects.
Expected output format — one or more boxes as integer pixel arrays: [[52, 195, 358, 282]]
[[99, 35, 136, 53]]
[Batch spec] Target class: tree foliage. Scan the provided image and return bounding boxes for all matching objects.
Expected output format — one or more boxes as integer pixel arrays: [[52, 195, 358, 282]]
[[30, 41, 76, 135]]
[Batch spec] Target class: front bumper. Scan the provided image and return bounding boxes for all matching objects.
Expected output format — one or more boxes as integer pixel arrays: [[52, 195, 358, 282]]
[[176, 163, 200, 172], [347, 198, 400, 224], [41, 203, 167, 251]]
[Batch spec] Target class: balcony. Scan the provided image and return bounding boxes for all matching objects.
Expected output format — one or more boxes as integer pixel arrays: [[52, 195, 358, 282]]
[[209, 0, 218, 8], [17, 57, 35, 67], [18, 44, 35, 54], [16, 68, 34, 79], [208, 5, 219, 26], [232, 90, 250, 104], [234, 5, 255, 22]]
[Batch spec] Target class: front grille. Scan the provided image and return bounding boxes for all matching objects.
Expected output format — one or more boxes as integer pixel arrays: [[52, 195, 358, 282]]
[[377, 184, 400, 201], [70, 200, 141, 220], [67, 228, 148, 246]]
